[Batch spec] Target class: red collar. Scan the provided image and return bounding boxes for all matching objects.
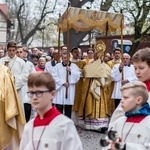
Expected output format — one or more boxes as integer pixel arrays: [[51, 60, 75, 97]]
[[126, 115, 146, 123], [144, 80, 150, 92], [34, 107, 61, 127]]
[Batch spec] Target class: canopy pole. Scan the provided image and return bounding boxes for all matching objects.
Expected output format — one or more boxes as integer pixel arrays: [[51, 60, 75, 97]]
[[89, 31, 92, 48], [58, 13, 61, 62], [65, 3, 70, 99], [120, 9, 124, 80], [120, 9, 124, 54], [104, 22, 108, 62]]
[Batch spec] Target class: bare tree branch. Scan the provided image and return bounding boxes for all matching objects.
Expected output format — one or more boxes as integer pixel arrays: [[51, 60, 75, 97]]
[[21, 0, 58, 45], [69, 0, 94, 8], [100, 0, 114, 11], [16, 1, 25, 41], [27, 36, 34, 47], [143, 25, 150, 35]]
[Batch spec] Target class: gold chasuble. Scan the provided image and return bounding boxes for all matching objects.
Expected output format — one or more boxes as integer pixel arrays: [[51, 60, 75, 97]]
[[78, 59, 114, 130], [72, 60, 86, 111], [107, 59, 121, 69], [0, 64, 26, 150], [82, 58, 94, 65], [106, 59, 121, 107]]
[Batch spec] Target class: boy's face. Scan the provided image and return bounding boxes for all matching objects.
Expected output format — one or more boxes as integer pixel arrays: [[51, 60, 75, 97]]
[[0, 49, 4, 57], [87, 50, 94, 59], [32, 57, 39, 65], [133, 61, 150, 82], [16, 48, 23, 58], [113, 50, 121, 60], [7, 47, 16, 58], [71, 49, 79, 59], [22, 51, 28, 59], [61, 47, 67, 55], [32, 48, 38, 55], [28, 85, 55, 113], [121, 89, 139, 113], [62, 54, 70, 64], [53, 51, 59, 60]]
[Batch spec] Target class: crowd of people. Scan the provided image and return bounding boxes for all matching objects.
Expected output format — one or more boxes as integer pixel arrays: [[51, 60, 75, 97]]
[[0, 40, 150, 150]]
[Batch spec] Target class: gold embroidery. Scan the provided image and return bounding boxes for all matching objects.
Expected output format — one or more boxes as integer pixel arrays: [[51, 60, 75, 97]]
[[90, 11, 99, 21]]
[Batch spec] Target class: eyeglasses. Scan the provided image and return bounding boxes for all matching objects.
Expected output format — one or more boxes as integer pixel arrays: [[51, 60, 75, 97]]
[[27, 90, 51, 98], [16, 51, 23, 54]]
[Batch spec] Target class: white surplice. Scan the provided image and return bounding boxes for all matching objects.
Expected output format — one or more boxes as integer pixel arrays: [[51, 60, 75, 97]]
[[111, 64, 138, 99], [102, 116, 150, 150], [20, 60, 36, 104], [0, 55, 29, 111], [44, 60, 57, 74], [19, 114, 83, 150], [52, 62, 80, 105]]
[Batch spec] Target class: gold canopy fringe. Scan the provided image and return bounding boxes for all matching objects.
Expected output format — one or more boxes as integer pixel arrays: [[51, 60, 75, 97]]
[[58, 7, 123, 33]]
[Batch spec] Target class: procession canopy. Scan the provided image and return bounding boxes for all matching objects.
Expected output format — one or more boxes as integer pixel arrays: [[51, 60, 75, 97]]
[[58, 7, 123, 33]]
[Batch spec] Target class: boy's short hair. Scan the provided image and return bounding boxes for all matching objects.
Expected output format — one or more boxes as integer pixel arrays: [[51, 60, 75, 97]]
[[23, 47, 29, 52], [28, 72, 56, 91], [61, 52, 71, 58], [16, 44, 23, 48], [31, 54, 39, 59], [7, 40, 16, 49], [87, 48, 94, 54], [121, 81, 148, 104], [113, 47, 122, 53], [71, 47, 78, 53], [132, 48, 150, 67], [61, 45, 67, 50]]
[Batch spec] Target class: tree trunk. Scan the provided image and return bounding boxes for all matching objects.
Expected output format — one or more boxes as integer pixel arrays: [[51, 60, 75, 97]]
[[63, 29, 89, 51], [129, 40, 140, 57]]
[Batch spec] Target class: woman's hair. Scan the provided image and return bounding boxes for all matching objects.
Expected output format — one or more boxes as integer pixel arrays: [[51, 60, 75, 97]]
[[28, 72, 56, 91], [39, 57, 46, 62], [132, 48, 150, 67], [7, 40, 16, 49], [121, 81, 148, 104]]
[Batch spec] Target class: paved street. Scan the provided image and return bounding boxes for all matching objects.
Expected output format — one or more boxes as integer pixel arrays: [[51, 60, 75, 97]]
[[77, 120, 104, 150]]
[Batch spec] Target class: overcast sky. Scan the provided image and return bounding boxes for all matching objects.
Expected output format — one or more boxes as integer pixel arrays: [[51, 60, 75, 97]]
[[0, 0, 5, 3]]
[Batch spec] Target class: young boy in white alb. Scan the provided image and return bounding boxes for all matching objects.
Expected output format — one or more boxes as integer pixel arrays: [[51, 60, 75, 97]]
[[102, 81, 150, 150], [19, 72, 82, 150]]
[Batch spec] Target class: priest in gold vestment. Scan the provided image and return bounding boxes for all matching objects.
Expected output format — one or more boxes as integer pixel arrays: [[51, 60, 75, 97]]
[[107, 47, 122, 69], [82, 48, 94, 64], [71, 47, 86, 125], [78, 57, 115, 131], [107, 48, 122, 109], [0, 64, 25, 150]]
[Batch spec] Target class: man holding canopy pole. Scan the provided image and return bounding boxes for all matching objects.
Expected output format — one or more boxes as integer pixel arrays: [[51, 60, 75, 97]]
[[52, 52, 80, 118], [71, 47, 86, 125]]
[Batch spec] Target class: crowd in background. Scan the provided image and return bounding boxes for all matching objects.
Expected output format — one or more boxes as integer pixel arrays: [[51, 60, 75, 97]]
[[1, 40, 150, 150], [0, 45, 114, 69]]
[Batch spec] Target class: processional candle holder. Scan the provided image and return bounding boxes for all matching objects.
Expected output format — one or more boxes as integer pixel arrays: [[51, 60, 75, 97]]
[[100, 129, 125, 150]]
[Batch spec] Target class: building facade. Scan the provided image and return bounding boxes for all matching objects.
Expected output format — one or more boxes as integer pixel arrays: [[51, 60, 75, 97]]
[[0, 4, 11, 47]]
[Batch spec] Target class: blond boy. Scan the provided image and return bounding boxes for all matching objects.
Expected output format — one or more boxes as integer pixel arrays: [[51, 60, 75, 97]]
[[102, 81, 150, 150]]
